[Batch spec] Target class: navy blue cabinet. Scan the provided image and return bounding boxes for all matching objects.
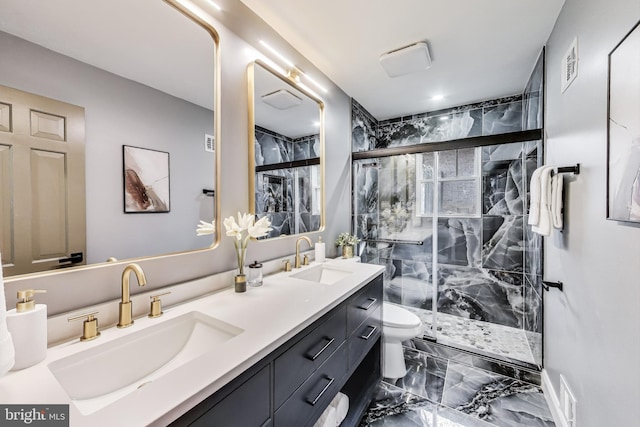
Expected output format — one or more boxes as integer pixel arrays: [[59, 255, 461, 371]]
[[172, 273, 383, 427]]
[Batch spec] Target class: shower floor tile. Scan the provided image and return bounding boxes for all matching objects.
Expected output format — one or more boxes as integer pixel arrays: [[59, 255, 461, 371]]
[[401, 305, 540, 367]]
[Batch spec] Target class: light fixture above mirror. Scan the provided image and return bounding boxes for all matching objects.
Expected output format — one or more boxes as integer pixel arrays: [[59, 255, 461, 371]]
[[247, 60, 325, 239]]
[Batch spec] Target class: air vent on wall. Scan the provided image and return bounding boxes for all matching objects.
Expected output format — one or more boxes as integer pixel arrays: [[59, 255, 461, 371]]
[[261, 89, 302, 110], [380, 42, 432, 78]]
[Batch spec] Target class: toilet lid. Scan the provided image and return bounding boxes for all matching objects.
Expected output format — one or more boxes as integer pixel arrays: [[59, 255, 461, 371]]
[[383, 302, 421, 328]]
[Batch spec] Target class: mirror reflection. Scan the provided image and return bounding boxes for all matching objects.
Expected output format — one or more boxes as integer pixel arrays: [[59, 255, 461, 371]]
[[249, 61, 324, 239], [0, 0, 219, 277]]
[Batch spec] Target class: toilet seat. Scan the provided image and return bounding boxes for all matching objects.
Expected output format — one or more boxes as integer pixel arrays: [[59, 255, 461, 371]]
[[383, 302, 421, 328]]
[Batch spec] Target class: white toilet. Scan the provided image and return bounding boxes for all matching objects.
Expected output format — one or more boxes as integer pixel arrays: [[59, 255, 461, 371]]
[[381, 302, 423, 380]]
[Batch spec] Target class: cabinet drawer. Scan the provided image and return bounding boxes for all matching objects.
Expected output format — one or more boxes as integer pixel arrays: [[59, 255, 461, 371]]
[[347, 274, 383, 334], [348, 305, 381, 369], [275, 344, 347, 427], [274, 306, 346, 408], [190, 365, 270, 427]]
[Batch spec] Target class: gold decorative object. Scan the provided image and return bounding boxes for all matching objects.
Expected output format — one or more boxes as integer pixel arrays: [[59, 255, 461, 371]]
[[342, 245, 355, 259], [335, 232, 360, 259], [234, 274, 247, 293]]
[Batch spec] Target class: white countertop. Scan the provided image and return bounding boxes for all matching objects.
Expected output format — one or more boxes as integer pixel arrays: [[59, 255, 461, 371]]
[[0, 259, 384, 426]]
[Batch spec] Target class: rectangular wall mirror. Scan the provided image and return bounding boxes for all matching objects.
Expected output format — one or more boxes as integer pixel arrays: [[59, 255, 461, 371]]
[[248, 60, 324, 239], [0, 0, 220, 277]]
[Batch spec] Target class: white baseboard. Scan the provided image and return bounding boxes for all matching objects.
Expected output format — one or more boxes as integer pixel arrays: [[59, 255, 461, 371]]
[[541, 369, 570, 427]]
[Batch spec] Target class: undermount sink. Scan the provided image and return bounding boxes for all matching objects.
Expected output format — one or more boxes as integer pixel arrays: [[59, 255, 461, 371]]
[[48, 311, 243, 414], [290, 264, 354, 285]]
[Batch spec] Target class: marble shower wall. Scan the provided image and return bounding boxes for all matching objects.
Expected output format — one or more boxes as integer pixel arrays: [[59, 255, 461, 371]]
[[254, 127, 320, 238], [352, 99, 378, 152], [375, 96, 522, 150], [352, 94, 544, 339], [255, 126, 318, 165]]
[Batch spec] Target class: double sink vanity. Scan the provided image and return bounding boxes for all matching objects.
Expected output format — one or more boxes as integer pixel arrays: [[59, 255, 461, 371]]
[[0, 2, 380, 425], [1, 259, 384, 426]]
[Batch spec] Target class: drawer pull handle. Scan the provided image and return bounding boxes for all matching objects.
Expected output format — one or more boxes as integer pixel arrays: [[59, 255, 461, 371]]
[[360, 325, 377, 340], [306, 337, 335, 361], [307, 376, 335, 406], [359, 297, 377, 310]]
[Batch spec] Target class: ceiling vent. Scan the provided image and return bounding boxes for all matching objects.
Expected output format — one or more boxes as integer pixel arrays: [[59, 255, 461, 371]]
[[261, 89, 302, 110], [379, 42, 432, 78]]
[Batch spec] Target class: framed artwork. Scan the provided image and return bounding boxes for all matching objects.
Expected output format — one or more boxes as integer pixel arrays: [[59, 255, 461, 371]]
[[123, 145, 170, 213], [607, 20, 640, 223]]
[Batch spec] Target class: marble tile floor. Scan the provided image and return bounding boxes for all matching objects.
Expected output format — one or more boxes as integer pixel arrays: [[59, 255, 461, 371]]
[[359, 353, 554, 427], [402, 306, 541, 368]]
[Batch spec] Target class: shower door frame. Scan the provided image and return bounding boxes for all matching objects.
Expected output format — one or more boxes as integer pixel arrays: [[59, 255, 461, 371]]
[[352, 128, 543, 359]]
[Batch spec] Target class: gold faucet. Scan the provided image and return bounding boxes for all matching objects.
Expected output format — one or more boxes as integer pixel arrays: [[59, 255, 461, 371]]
[[117, 263, 147, 328], [294, 236, 313, 268]]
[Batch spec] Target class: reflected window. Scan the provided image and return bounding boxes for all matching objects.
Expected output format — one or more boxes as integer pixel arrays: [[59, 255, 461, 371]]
[[416, 147, 481, 217]]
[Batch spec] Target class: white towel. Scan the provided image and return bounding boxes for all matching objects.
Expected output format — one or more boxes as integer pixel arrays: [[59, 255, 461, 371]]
[[531, 166, 555, 236], [313, 405, 336, 427], [0, 252, 15, 376], [329, 392, 349, 426], [551, 172, 564, 230], [527, 166, 547, 226]]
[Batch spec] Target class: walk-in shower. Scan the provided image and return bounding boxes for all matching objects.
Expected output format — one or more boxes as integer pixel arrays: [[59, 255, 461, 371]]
[[351, 50, 545, 369], [353, 139, 542, 368]]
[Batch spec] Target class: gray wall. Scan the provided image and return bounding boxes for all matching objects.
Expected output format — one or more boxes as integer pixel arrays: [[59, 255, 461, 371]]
[[3, 3, 352, 315], [0, 31, 215, 264], [544, 0, 640, 425]]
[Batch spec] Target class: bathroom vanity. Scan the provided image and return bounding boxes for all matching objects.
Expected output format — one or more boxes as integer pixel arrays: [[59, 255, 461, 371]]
[[0, 260, 384, 427], [173, 272, 382, 427]]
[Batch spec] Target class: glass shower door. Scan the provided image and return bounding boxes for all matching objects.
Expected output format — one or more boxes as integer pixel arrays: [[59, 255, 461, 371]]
[[353, 155, 437, 340]]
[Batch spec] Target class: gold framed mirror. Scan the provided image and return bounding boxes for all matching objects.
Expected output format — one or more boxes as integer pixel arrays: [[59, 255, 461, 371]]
[[0, 0, 221, 277], [247, 60, 325, 239]]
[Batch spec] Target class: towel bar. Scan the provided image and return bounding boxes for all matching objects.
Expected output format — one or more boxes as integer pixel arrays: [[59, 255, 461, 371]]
[[553, 164, 580, 175], [363, 238, 424, 246], [542, 281, 563, 291]]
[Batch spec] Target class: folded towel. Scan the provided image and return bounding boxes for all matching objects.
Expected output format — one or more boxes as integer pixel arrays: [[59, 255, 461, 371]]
[[0, 252, 15, 376], [531, 166, 554, 236], [527, 166, 546, 226], [313, 405, 336, 427], [330, 392, 349, 426], [551, 172, 564, 230]]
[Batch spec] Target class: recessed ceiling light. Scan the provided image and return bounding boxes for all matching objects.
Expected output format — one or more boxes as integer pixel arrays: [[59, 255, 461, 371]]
[[431, 94, 444, 101]]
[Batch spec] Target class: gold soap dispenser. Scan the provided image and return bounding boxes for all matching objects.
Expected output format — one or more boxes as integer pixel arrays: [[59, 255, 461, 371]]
[[6, 289, 48, 371]]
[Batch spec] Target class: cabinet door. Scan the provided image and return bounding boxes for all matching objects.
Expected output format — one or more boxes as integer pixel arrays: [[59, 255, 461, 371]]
[[190, 365, 270, 427]]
